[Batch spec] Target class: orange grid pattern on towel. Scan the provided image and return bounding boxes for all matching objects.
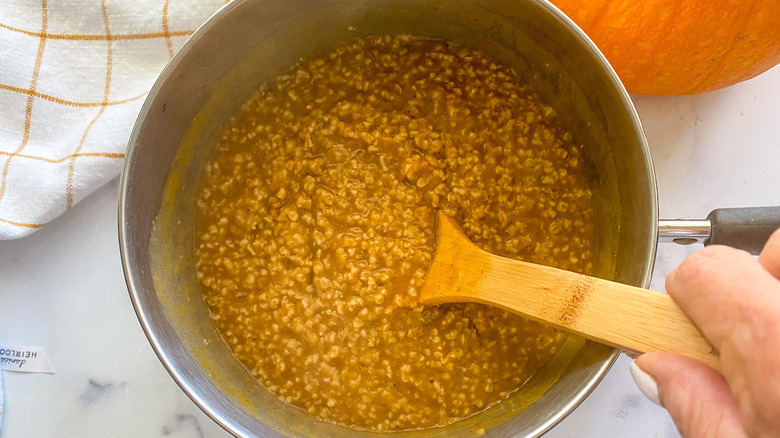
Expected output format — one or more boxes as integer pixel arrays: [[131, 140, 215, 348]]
[[0, 0, 226, 238]]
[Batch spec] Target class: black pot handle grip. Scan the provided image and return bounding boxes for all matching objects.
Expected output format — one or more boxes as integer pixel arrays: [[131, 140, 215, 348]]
[[706, 207, 780, 254]]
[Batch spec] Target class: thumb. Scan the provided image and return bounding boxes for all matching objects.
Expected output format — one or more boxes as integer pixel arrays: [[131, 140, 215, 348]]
[[632, 352, 747, 438]]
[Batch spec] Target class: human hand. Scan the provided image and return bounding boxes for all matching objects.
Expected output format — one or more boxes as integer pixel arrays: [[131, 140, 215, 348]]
[[630, 229, 780, 438]]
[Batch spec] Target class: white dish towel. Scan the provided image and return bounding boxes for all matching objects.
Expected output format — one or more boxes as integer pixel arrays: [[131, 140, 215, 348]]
[[0, 0, 225, 239]]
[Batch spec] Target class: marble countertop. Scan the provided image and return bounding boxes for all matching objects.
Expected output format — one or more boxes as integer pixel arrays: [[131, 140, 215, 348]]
[[1, 66, 779, 438]]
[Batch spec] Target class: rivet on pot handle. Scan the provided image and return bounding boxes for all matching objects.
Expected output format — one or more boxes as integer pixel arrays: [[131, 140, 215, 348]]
[[659, 206, 780, 255]]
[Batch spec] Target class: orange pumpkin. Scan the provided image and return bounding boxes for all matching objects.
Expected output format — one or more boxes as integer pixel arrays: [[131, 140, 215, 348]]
[[551, 0, 780, 95]]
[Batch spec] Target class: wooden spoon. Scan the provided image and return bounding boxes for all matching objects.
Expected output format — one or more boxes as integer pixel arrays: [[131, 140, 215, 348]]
[[419, 212, 721, 371]]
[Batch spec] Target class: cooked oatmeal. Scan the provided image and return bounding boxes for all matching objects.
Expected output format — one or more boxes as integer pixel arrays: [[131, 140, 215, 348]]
[[195, 35, 596, 432]]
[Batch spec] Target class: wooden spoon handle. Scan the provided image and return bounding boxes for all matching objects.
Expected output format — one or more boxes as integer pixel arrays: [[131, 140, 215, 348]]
[[420, 214, 722, 371]]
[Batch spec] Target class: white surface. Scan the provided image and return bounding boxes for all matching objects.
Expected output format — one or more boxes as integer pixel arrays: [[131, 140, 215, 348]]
[[1, 66, 779, 437]]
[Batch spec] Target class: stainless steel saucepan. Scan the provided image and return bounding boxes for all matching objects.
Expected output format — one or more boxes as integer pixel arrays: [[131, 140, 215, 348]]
[[118, 0, 780, 436]]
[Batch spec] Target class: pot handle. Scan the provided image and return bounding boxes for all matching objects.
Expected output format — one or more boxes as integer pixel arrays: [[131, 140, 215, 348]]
[[659, 206, 780, 255]]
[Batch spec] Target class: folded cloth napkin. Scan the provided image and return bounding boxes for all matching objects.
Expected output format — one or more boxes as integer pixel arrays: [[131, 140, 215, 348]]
[[0, 0, 225, 239]]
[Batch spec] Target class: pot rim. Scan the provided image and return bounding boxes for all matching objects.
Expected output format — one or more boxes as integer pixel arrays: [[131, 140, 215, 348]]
[[118, 0, 659, 436]]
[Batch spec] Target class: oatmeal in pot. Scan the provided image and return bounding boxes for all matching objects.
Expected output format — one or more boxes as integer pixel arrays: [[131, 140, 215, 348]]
[[195, 35, 596, 431]]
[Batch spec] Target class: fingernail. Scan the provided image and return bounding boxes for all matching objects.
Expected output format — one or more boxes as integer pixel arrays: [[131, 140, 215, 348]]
[[630, 361, 662, 407]]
